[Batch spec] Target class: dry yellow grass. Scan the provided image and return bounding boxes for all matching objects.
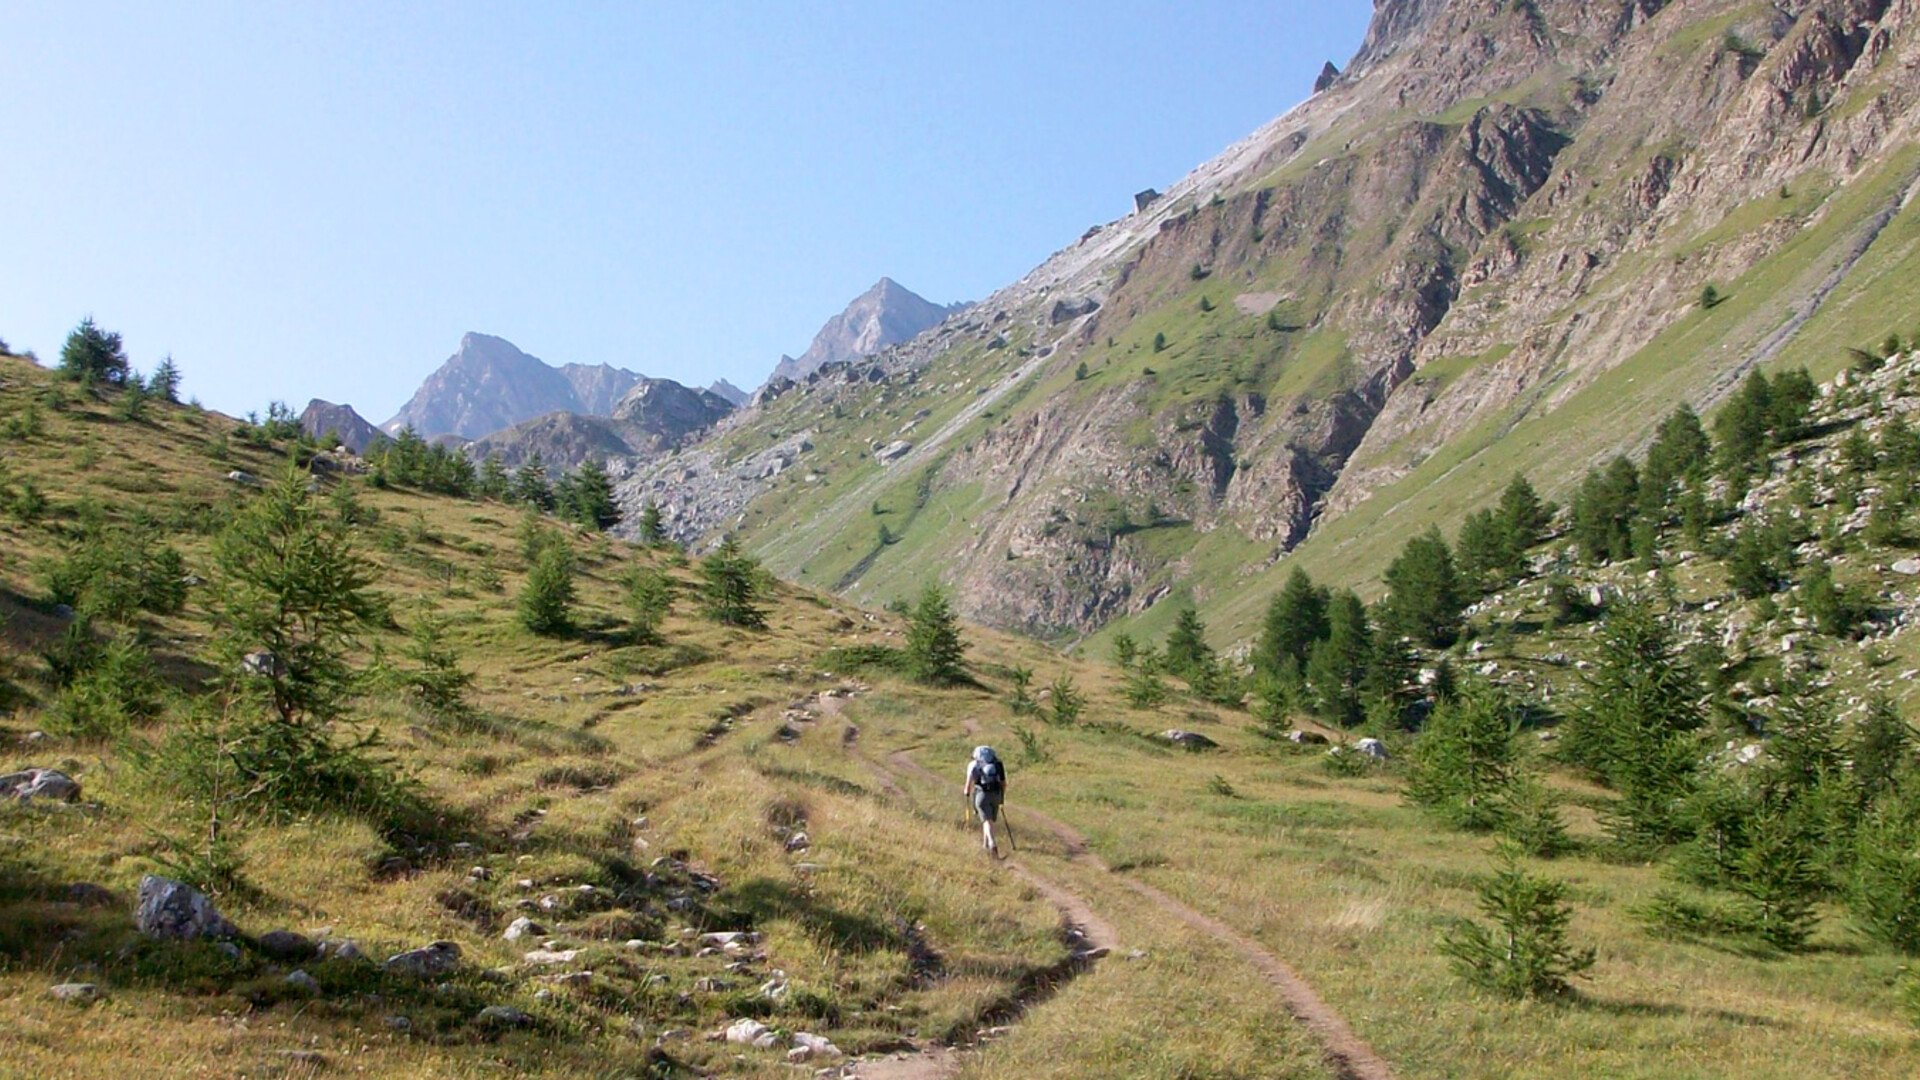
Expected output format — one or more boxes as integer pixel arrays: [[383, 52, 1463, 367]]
[[3, 352, 1919, 1078]]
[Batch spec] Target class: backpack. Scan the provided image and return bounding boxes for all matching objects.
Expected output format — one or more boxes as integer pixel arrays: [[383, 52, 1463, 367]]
[[976, 758, 1004, 793]]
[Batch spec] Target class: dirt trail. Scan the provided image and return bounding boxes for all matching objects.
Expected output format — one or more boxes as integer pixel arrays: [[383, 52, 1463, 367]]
[[883, 745, 1396, 1080]]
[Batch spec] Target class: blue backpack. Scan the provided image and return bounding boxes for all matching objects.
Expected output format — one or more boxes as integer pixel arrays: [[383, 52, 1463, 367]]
[[976, 757, 1004, 793]]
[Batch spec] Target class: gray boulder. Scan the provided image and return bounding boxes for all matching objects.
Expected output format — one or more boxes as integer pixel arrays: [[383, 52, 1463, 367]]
[[384, 941, 461, 978], [1161, 730, 1219, 751], [1354, 737, 1390, 760], [49, 982, 104, 1005], [256, 929, 316, 960], [1286, 730, 1329, 746], [0, 768, 81, 803], [502, 916, 544, 941], [136, 875, 238, 940], [477, 1004, 532, 1028], [282, 970, 320, 994]]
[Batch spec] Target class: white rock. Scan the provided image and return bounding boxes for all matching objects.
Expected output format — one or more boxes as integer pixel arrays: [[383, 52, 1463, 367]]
[[1354, 737, 1389, 760], [503, 917, 544, 941], [523, 948, 579, 966], [49, 982, 103, 1005]]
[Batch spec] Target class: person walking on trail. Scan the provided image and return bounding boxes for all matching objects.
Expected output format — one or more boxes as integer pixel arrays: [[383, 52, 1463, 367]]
[[963, 745, 1007, 854]]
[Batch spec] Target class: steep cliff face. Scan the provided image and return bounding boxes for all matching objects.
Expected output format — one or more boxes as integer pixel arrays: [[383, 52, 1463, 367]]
[[617, 0, 1920, 648]]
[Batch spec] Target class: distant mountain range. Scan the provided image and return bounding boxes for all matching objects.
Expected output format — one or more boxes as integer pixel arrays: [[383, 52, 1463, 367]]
[[380, 333, 646, 441], [768, 277, 968, 385]]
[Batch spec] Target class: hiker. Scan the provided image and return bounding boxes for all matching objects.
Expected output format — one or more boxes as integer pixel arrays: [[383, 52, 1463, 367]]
[[963, 745, 1006, 853]]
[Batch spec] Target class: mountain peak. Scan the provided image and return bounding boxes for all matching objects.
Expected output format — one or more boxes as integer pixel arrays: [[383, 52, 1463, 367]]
[[383, 333, 643, 439], [767, 279, 968, 386]]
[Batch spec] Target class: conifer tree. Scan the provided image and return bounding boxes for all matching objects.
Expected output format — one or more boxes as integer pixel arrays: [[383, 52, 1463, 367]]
[[1563, 598, 1703, 848], [1455, 508, 1509, 596], [518, 541, 577, 636], [905, 583, 967, 685], [1306, 590, 1372, 726], [510, 457, 554, 511], [477, 455, 510, 500], [1381, 526, 1464, 647], [58, 317, 132, 387], [400, 608, 476, 722], [699, 535, 766, 629], [637, 499, 668, 545], [1714, 370, 1773, 482], [624, 564, 674, 644], [211, 465, 382, 724], [1407, 681, 1518, 831], [560, 459, 621, 531], [1164, 607, 1214, 682], [1439, 844, 1594, 998], [1494, 473, 1552, 573], [149, 355, 182, 403]]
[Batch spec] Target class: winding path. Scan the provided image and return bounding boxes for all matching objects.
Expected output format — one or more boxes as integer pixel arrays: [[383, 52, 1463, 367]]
[[875, 741, 1397, 1080]]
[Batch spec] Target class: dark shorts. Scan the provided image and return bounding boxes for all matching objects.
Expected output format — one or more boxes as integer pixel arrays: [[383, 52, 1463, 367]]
[[973, 788, 1003, 822]]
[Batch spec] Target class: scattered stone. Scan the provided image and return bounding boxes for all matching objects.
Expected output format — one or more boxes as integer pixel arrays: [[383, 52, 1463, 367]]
[[701, 931, 759, 948], [1353, 737, 1389, 760], [1893, 558, 1920, 576], [225, 470, 259, 485], [283, 969, 320, 994], [318, 939, 364, 963], [1161, 730, 1218, 750], [49, 982, 103, 1005], [1286, 730, 1328, 746], [277, 1050, 327, 1067], [214, 941, 243, 960], [468, 866, 491, 881], [523, 948, 579, 966], [502, 917, 544, 941], [384, 941, 461, 978], [0, 767, 81, 803], [382, 1015, 412, 1032], [51, 603, 75, 621], [136, 875, 237, 940], [725, 1018, 779, 1048], [784, 832, 812, 852], [787, 1030, 844, 1062], [476, 1005, 532, 1028], [257, 929, 317, 961]]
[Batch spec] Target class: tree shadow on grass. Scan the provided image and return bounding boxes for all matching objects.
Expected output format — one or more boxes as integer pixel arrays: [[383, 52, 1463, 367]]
[[1570, 992, 1785, 1029], [718, 876, 903, 954]]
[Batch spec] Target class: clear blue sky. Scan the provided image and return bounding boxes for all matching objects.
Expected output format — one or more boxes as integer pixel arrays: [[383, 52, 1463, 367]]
[[1, 2, 1372, 421]]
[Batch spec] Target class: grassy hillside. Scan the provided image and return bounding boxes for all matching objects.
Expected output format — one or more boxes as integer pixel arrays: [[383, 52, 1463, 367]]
[[6, 349, 1920, 1078]]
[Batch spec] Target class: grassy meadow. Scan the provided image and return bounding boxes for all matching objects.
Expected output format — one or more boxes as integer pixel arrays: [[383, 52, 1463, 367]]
[[3, 349, 1919, 1079]]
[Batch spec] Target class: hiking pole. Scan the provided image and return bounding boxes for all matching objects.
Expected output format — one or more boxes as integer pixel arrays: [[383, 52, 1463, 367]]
[[999, 806, 1018, 853]]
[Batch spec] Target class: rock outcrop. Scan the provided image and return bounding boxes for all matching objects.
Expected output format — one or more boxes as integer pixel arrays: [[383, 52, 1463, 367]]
[[464, 378, 734, 472], [299, 399, 382, 453]]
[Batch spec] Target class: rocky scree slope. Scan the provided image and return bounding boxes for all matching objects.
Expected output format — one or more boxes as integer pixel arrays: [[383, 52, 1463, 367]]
[[618, 0, 1920, 649]]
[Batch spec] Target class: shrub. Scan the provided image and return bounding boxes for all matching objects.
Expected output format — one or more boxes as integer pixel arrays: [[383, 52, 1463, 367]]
[[46, 636, 163, 739], [1852, 794, 1920, 954], [1439, 845, 1595, 999], [624, 564, 674, 644], [1047, 672, 1084, 726], [42, 524, 189, 622], [1006, 666, 1038, 717], [399, 609, 476, 723]]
